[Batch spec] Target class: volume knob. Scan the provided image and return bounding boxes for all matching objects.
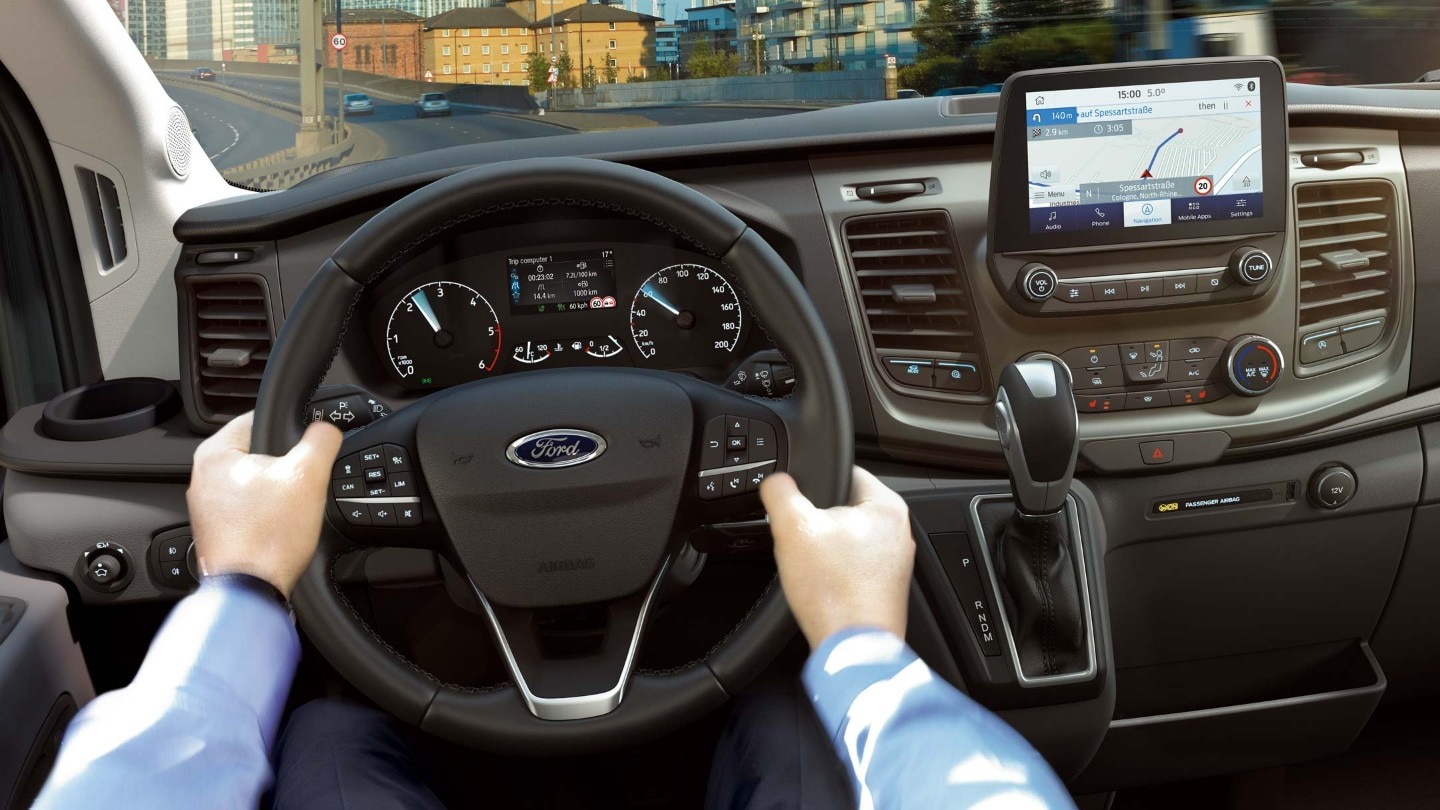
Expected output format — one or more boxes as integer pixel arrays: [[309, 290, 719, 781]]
[[1224, 335, 1284, 396]]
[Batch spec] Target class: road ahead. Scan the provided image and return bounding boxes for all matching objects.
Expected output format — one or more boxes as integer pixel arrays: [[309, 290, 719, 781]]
[[166, 73, 817, 182]]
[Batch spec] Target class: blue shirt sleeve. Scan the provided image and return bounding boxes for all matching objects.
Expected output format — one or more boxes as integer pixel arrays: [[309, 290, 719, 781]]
[[803, 627, 1076, 810], [33, 578, 299, 810]]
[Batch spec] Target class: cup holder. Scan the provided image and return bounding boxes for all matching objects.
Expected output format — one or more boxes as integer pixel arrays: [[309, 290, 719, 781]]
[[40, 378, 181, 442]]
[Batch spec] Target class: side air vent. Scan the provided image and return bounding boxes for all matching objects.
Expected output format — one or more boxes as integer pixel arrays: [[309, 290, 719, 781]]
[[842, 212, 985, 394], [184, 275, 274, 423], [76, 168, 128, 272], [1294, 180, 1398, 366]]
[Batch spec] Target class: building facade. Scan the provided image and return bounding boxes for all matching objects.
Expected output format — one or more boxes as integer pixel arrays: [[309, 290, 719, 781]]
[[422, 1, 658, 86], [732, 0, 922, 71], [655, 22, 681, 74], [678, 1, 736, 67], [128, 0, 167, 57], [324, 9, 425, 81]]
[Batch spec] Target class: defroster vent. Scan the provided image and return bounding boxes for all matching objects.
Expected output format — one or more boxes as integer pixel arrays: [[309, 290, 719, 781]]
[[184, 276, 274, 422], [842, 212, 985, 394], [1295, 180, 1398, 366]]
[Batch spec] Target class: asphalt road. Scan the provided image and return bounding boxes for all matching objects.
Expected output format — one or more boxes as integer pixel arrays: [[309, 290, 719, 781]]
[[165, 83, 300, 170]]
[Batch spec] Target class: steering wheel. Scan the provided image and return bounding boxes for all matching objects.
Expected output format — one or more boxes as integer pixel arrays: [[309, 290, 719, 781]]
[[250, 158, 852, 754]]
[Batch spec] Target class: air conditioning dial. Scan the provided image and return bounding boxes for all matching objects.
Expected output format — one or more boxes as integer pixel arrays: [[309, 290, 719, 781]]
[[1224, 335, 1284, 396]]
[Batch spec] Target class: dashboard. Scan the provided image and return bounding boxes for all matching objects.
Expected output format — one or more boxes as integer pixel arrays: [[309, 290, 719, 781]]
[[358, 218, 773, 394]]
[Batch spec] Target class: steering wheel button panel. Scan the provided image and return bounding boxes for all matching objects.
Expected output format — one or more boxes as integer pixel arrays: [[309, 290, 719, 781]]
[[365, 482, 389, 498], [383, 444, 412, 472], [370, 504, 399, 527], [334, 453, 362, 478], [750, 421, 777, 462], [388, 474, 416, 496], [396, 503, 423, 527], [333, 478, 363, 497], [341, 503, 373, 526]]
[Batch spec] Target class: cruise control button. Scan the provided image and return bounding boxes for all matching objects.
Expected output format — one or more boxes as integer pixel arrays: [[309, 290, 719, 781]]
[[1124, 362, 1168, 384], [365, 482, 389, 498], [745, 463, 777, 492], [1062, 345, 1121, 369], [1073, 366, 1123, 390], [333, 453, 362, 479], [1076, 394, 1125, 413], [360, 447, 385, 467], [364, 467, 386, 483], [396, 503, 422, 527], [341, 503, 372, 526], [750, 421, 777, 462], [333, 478, 363, 498], [935, 361, 982, 392], [884, 358, 934, 387], [383, 444, 411, 473], [1164, 275, 1197, 296], [1126, 390, 1171, 409], [1176, 357, 1218, 383], [699, 474, 724, 500], [1126, 278, 1163, 299], [388, 474, 416, 496], [1055, 281, 1093, 303]]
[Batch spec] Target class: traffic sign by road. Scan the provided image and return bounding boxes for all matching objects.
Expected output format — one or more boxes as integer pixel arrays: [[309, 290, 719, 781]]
[[330, 32, 348, 52], [424, 69, 434, 81]]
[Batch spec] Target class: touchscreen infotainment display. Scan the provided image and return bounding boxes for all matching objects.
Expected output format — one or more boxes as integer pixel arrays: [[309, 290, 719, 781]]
[[1025, 77, 1263, 235], [989, 58, 1286, 253]]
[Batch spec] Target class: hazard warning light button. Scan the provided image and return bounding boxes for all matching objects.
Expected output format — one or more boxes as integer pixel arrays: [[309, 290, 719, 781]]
[[1140, 440, 1175, 466]]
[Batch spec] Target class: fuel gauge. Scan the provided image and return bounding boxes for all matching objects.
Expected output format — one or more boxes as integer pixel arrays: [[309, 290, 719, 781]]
[[585, 335, 625, 359]]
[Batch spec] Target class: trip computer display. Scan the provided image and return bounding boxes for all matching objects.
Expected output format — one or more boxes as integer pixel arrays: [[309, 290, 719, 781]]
[[508, 249, 619, 315], [990, 58, 1287, 253], [1025, 77, 1263, 234]]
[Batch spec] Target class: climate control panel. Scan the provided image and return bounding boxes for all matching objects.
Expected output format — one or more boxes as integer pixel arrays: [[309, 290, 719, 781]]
[[1060, 334, 1285, 413]]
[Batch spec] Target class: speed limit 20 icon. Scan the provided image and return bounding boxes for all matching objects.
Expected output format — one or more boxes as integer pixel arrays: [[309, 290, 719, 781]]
[[331, 32, 348, 51], [1193, 176, 1213, 195]]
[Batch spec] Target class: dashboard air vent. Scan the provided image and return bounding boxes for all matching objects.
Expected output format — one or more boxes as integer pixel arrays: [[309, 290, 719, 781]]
[[1295, 180, 1396, 334], [184, 276, 274, 423], [843, 212, 980, 358]]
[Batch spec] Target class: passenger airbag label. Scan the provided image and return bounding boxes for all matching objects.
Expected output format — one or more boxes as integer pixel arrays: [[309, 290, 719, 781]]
[[1152, 488, 1272, 515]]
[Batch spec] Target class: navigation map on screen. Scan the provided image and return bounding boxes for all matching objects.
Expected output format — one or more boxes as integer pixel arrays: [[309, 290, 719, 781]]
[[1025, 77, 1263, 234]]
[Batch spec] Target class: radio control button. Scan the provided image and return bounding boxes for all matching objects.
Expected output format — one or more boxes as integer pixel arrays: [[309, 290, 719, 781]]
[[1021, 264, 1058, 301], [1195, 271, 1231, 293], [1073, 366, 1123, 390], [1055, 281, 1093, 303], [1300, 329, 1343, 364], [1126, 390, 1172, 409], [1163, 275, 1197, 296], [1093, 282, 1127, 301], [1231, 247, 1273, 285], [1062, 345, 1120, 369], [396, 503, 423, 527], [1125, 278, 1163, 299]]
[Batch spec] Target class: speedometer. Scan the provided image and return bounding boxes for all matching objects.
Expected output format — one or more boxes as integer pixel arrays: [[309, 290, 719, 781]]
[[386, 281, 501, 387], [629, 264, 743, 366]]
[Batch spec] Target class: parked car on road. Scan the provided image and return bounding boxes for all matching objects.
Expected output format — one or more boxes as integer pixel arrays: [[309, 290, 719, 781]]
[[189, 67, 215, 81], [895, 88, 923, 99], [978, 83, 1003, 94], [342, 93, 374, 115], [415, 92, 452, 118], [933, 85, 979, 96]]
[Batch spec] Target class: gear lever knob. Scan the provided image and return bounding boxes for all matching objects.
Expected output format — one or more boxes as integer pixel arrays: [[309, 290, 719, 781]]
[[994, 357, 1079, 515]]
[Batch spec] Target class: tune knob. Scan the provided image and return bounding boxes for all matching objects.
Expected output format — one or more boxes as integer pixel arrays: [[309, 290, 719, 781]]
[[1223, 335, 1284, 396], [1230, 247, 1273, 286]]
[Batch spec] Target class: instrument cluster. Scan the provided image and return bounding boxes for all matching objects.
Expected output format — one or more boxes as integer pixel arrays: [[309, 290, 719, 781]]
[[365, 231, 770, 392]]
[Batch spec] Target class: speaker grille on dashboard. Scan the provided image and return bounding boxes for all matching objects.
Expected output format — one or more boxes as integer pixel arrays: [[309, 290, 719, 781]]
[[165, 106, 192, 179]]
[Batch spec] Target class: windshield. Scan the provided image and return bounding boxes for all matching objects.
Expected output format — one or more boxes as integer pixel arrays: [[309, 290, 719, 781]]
[[119, 0, 1439, 190]]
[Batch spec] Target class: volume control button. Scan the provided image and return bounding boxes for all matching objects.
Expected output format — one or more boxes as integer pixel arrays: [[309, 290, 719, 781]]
[[1021, 264, 1058, 302]]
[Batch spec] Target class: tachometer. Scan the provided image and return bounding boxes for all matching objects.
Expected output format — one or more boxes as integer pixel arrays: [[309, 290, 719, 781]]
[[386, 281, 501, 387], [629, 264, 742, 366]]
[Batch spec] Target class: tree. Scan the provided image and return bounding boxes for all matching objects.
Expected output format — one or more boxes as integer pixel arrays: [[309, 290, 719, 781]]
[[988, 0, 1102, 38], [976, 20, 1113, 77], [898, 55, 973, 96], [583, 58, 599, 90], [525, 52, 550, 93], [685, 38, 741, 79], [913, 0, 982, 60], [555, 52, 576, 89], [604, 61, 619, 84]]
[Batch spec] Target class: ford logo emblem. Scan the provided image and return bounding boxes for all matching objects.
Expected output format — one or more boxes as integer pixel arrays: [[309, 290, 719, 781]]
[[505, 429, 607, 469]]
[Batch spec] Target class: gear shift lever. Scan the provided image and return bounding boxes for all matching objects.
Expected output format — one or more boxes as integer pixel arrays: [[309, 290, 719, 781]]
[[994, 357, 1078, 516], [983, 356, 1089, 681]]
